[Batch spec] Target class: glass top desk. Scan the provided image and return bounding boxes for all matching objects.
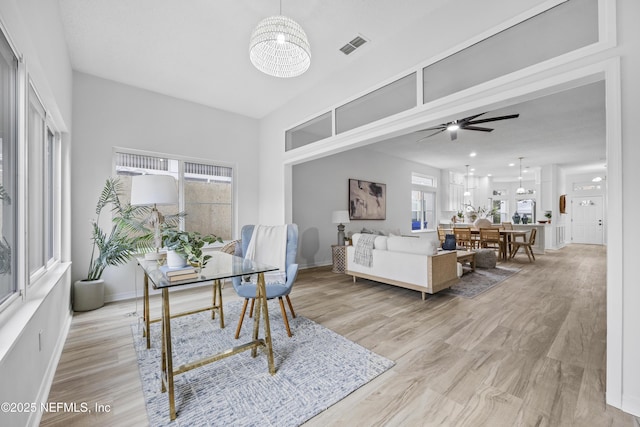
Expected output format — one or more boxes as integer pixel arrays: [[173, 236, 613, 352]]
[[136, 251, 279, 421]]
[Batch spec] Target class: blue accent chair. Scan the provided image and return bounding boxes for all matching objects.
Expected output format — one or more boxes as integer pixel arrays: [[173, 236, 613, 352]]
[[232, 224, 299, 338]]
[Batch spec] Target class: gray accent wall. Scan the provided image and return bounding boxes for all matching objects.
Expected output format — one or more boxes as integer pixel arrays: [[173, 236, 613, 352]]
[[292, 147, 441, 268]]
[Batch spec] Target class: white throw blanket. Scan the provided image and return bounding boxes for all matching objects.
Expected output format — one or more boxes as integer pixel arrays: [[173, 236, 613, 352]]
[[353, 234, 377, 267], [245, 225, 288, 284]]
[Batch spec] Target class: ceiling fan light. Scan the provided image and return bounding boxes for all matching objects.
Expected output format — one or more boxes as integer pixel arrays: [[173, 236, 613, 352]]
[[447, 123, 460, 132]]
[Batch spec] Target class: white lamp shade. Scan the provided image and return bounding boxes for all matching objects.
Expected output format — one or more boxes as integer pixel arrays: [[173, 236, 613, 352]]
[[331, 210, 350, 224], [130, 175, 178, 206]]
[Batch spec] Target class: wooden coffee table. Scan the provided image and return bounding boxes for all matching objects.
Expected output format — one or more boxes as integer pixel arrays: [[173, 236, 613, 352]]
[[456, 250, 476, 272]]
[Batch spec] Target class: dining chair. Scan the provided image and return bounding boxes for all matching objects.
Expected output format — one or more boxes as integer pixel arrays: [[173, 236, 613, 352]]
[[479, 228, 503, 258], [437, 227, 447, 245], [501, 222, 513, 230], [218, 240, 240, 289], [232, 224, 299, 338], [454, 227, 473, 250], [509, 228, 537, 262]]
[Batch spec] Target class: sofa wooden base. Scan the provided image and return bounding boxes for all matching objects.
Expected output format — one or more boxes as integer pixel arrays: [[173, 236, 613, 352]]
[[347, 251, 458, 300]]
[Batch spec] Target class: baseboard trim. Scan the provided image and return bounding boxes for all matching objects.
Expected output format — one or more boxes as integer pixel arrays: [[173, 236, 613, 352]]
[[27, 309, 73, 427]]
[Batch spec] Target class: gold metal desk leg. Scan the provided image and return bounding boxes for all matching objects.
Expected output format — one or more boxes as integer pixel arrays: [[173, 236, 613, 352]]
[[161, 288, 176, 420], [251, 273, 275, 374], [144, 273, 150, 349], [216, 279, 224, 329], [211, 280, 216, 320]]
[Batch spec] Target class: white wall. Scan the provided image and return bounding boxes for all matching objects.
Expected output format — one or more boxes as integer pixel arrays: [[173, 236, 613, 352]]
[[71, 72, 261, 301], [609, 0, 640, 413], [0, 1, 73, 426], [292, 148, 441, 268]]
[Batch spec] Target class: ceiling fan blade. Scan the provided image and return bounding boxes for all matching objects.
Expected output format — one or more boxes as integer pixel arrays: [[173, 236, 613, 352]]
[[463, 125, 494, 132], [459, 112, 487, 125], [416, 129, 446, 142], [467, 114, 520, 125], [416, 125, 446, 133]]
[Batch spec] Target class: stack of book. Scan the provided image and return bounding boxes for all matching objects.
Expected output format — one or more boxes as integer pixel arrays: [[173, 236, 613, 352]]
[[159, 265, 198, 282]]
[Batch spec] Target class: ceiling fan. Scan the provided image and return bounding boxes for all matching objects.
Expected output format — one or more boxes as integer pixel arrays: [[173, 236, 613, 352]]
[[417, 112, 520, 142]]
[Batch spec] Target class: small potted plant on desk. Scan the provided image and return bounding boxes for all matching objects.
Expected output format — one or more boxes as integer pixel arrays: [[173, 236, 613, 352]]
[[161, 225, 223, 270]]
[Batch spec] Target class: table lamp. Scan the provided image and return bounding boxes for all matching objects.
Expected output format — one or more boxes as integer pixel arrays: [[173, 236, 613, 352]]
[[130, 175, 178, 259], [331, 210, 350, 245]]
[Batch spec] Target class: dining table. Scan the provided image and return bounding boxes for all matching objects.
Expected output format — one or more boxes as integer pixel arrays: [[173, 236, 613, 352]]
[[443, 228, 528, 260]]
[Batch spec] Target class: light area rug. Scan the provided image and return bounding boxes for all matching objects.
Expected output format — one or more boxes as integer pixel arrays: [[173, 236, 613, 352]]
[[442, 266, 520, 298], [131, 299, 394, 427]]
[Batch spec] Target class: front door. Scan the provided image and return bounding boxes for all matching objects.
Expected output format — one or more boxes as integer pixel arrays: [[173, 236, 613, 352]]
[[570, 195, 604, 244]]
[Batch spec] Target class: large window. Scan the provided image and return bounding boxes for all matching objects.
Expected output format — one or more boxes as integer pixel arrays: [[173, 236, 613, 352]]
[[411, 173, 436, 231], [0, 30, 18, 304], [115, 150, 233, 240], [27, 83, 59, 283]]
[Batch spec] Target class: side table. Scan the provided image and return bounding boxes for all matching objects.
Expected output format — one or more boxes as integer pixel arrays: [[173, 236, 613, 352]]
[[331, 244, 347, 273]]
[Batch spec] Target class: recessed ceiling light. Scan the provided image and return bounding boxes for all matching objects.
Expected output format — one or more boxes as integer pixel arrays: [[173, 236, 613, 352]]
[[509, 163, 515, 167], [487, 173, 492, 177], [470, 152, 477, 157], [470, 168, 475, 171]]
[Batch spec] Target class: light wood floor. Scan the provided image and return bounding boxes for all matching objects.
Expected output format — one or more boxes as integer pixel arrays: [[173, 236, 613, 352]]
[[41, 244, 635, 426]]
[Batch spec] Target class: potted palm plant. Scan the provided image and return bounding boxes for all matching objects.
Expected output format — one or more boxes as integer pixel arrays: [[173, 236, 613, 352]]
[[74, 177, 146, 311]]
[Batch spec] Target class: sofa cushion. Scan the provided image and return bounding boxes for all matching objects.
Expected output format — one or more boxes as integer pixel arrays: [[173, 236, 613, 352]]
[[374, 236, 388, 251], [351, 233, 388, 251], [387, 236, 434, 255]]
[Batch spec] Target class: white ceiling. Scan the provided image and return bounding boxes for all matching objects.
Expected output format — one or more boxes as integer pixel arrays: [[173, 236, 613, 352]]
[[57, 0, 607, 180], [58, 0, 453, 119], [369, 81, 606, 181]]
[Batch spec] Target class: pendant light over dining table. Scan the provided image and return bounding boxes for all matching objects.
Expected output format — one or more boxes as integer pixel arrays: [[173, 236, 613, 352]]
[[249, 0, 311, 78], [464, 165, 471, 196], [516, 157, 526, 194]]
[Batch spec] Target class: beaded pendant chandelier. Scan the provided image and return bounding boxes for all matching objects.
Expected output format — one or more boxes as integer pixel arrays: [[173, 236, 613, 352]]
[[249, 3, 311, 78]]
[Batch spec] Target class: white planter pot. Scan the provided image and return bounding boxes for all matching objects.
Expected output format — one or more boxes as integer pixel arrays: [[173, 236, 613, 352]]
[[166, 250, 187, 268], [73, 279, 105, 311]]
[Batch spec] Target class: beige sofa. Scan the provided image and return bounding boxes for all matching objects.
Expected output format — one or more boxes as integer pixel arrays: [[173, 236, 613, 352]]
[[345, 233, 458, 300]]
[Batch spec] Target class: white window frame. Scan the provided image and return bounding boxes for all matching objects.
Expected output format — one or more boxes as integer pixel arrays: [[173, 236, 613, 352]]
[[0, 27, 62, 313], [27, 80, 60, 285], [113, 147, 235, 238], [0, 26, 19, 309], [411, 173, 437, 232]]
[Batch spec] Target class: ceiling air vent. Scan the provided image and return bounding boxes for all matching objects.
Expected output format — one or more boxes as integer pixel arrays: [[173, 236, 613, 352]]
[[339, 35, 368, 55]]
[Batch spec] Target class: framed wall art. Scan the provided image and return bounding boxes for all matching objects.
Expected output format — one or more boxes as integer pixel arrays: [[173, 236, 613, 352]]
[[349, 179, 386, 220]]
